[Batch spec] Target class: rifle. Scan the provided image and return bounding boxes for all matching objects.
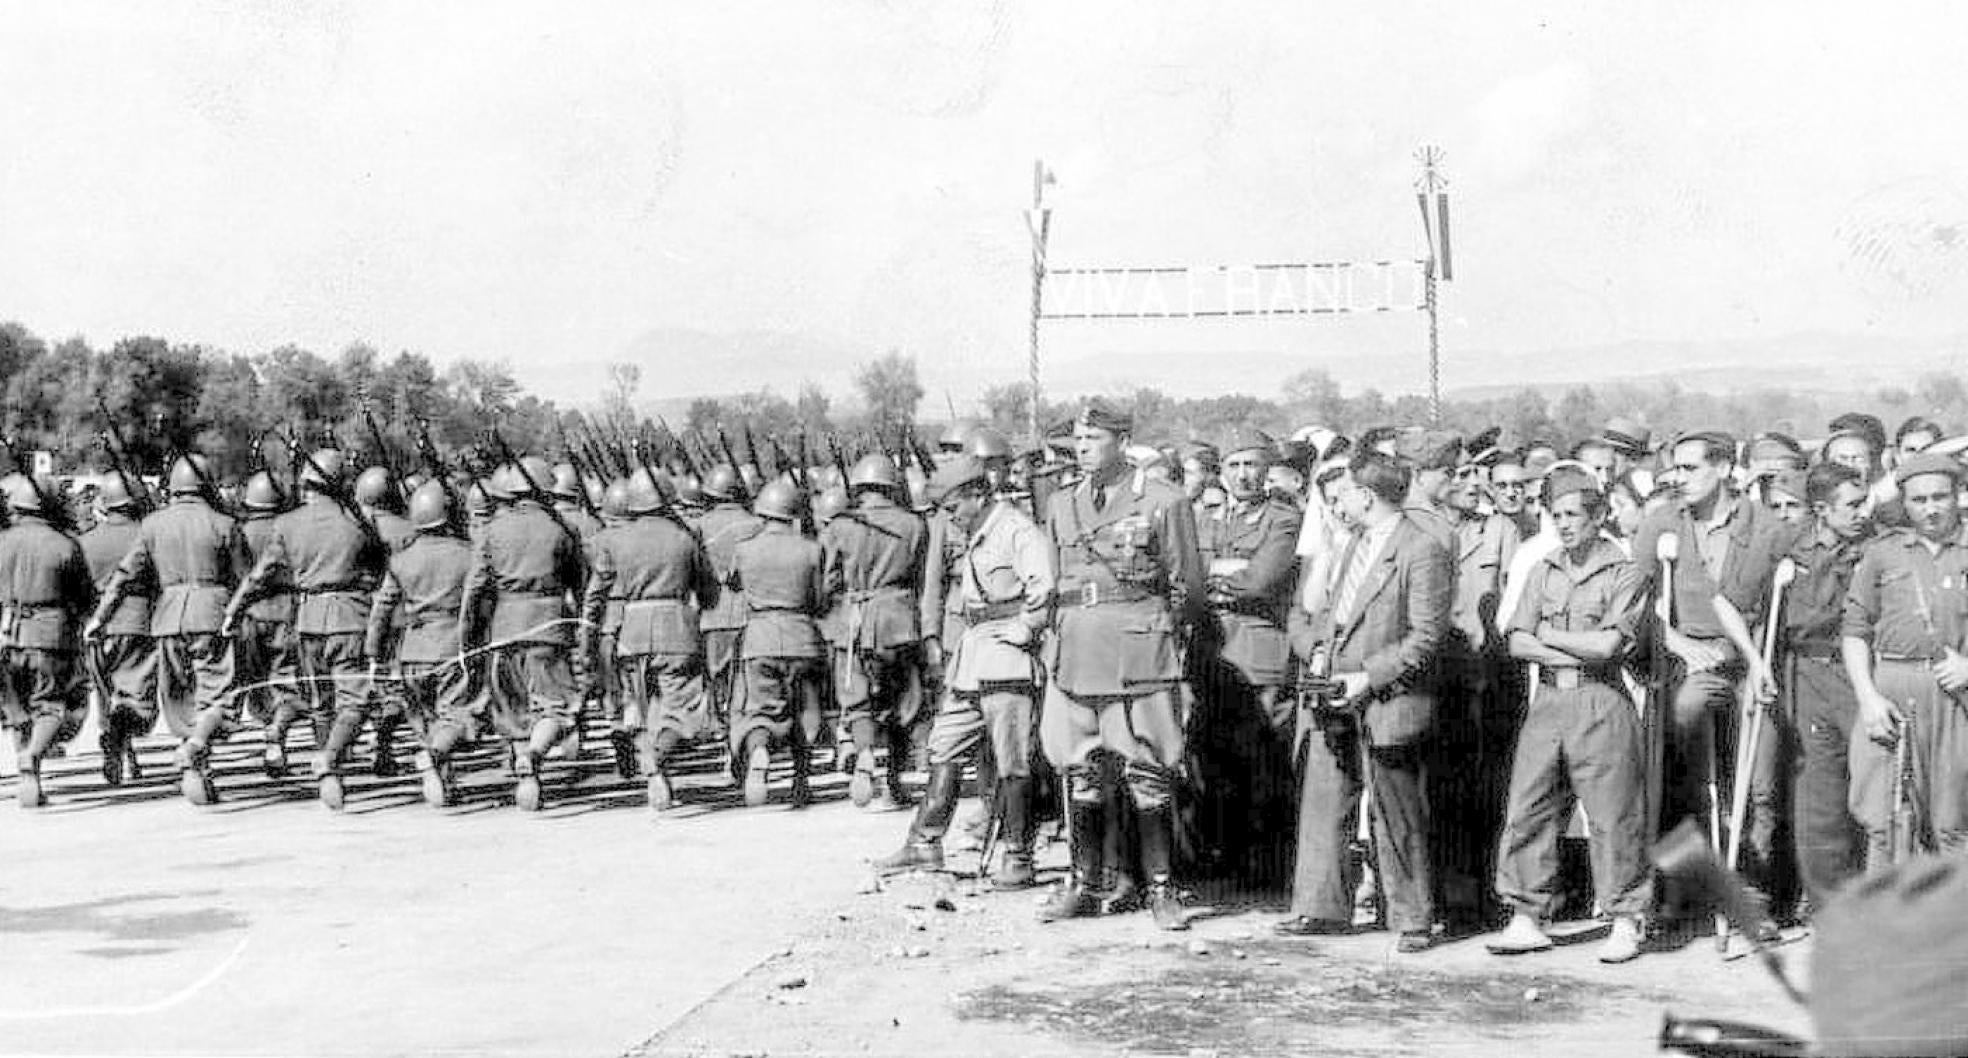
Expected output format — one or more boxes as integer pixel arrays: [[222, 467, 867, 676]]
[[94, 397, 148, 497], [412, 415, 468, 534], [1887, 720, 1919, 865], [906, 425, 937, 475], [281, 427, 379, 543], [488, 426, 577, 540], [828, 435, 851, 489], [794, 429, 814, 492], [355, 384, 398, 479], [716, 428, 741, 476]]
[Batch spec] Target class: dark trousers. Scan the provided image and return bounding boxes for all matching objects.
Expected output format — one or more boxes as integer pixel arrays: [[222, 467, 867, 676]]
[[1289, 715, 1434, 933], [1791, 655, 1863, 903], [91, 634, 160, 733], [157, 633, 239, 738]]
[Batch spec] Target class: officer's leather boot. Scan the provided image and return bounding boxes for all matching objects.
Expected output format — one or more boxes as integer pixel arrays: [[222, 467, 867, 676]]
[[1038, 802, 1103, 923], [991, 777, 1037, 890], [1137, 806, 1190, 931], [317, 711, 364, 811], [874, 763, 958, 874], [877, 728, 914, 810]]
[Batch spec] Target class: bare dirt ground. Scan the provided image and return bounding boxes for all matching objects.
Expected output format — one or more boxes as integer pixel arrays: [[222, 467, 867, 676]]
[[2, 732, 1813, 1058]]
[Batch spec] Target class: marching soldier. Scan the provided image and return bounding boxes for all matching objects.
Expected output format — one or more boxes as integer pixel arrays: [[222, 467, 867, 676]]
[[1191, 428, 1302, 881], [234, 469, 304, 777], [697, 465, 761, 744], [88, 453, 251, 806], [1038, 400, 1205, 931], [1484, 466, 1650, 964], [823, 454, 929, 810], [1, 473, 96, 808], [1842, 451, 1968, 862], [1785, 462, 1873, 900], [590, 476, 634, 777], [356, 463, 416, 776], [79, 474, 156, 786], [874, 455, 1055, 886], [224, 449, 389, 811], [459, 456, 586, 811], [730, 478, 824, 808], [580, 469, 718, 811], [365, 481, 476, 807]]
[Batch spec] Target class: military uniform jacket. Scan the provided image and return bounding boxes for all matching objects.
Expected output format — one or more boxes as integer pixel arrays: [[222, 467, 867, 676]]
[[919, 510, 969, 646], [462, 500, 584, 648], [1451, 510, 1520, 650], [556, 502, 603, 556], [1198, 494, 1302, 686], [366, 532, 473, 663], [821, 494, 927, 653], [1787, 522, 1868, 656], [1504, 536, 1643, 676], [734, 523, 825, 659], [582, 515, 716, 658], [946, 500, 1055, 691], [239, 512, 296, 624], [1633, 491, 1802, 647], [1043, 464, 1205, 697], [373, 510, 419, 555], [81, 513, 152, 636], [237, 495, 387, 636], [1841, 524, 1968, 661], [0, 516, 94, 651], [698, 503, 765, 633], [105, 495, 251, 637]]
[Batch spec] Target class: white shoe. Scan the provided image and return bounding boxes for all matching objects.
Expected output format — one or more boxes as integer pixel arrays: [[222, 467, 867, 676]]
[[1484, 913, 1554, 955], [1598, 915, 1642, 964]]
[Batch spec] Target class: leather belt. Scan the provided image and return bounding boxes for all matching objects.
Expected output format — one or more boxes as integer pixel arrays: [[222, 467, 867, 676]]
[[1055, 579, 1154, 608], [962, 598, 1025, 625], [1539, 666, 1619, 690]]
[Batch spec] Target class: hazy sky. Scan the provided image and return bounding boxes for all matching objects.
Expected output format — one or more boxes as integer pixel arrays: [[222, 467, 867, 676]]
[[5, 2, 1967, 413]]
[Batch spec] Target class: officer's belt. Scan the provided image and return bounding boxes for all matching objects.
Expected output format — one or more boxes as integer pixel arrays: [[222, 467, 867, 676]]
[[962, 598, 1026, 625], [1054, 576, 1153, 607], [1538, 665, 1620, 690]]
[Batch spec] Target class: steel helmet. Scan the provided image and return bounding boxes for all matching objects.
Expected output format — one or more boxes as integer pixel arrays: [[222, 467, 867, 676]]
[[300, 448, 347, 489], [241, 470, 284, 510], [601, 477, 632, 519], [550, 462, 582, 500], [968, 428, 1012, 462], [672, 474, 704, 508], [407, 480, 453, 530], [812, 485, 850, 525], [848, 454, 900, 493], [516, 456, 555, 497], [702, 464, 745, 502], [939, 420, 982, 452], [584, 477, 606, 511], [1, 473, 43, 513], [167, 454, 212, 495], [464, 479, 494, 517], [624, 468, 674, 514], [404, 471, 430, 496], [98, 474, 140, 512], [753, 478, 805, 522], [353, 465, 398, 508]]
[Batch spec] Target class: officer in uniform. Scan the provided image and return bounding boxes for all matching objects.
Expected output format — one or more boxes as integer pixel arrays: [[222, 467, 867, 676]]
[[697, 465, 761, 745], [355, 463, 417, 776], [460, 456, 586, 811], [234, 468, 304, 777], [823, 454, 929, 810], [1038, 399, 1204, 931], [1483, 466, 1650, 964], [874, 455, 1056, 886], [1190, 427, 1302, 882], [365, 481, 476, 807], [1, 473, 96, 808], [580, 468, 717, 812], [730, 478, 824, 808], [225, 449, 388, 811], [1842, 451, 1968, 862], [89, 453, 250, 806], [78, 474, 155, 786]]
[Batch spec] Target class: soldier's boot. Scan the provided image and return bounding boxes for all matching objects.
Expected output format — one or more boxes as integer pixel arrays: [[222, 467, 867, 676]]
[[17, 717, 60, 809], [515, 719, 563, 812], [742, 732, 772, 808], [611, 727, 640, 782], [417, 723, 464, 808], [874, 762, 959, 874], [644, 730, 677, 812], [848, 744, 877, 808], [992, 778, 1038, 891], [1097, 798, 1141, 914], [1138, 805, 1189, 931], [175, 711, 226, 806], [316, 711, 364, 812], [1038, 802, 1104, 923], [788, 732, 813, 809], [263, 704, 299, 778], [99, 712, 130, 788], [876, 727, 914, 811], [959, 749, 1000, 848], [369, 713, 404, 779]]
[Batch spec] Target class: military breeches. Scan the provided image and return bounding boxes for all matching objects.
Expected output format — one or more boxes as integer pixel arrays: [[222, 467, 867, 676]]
[[731, 656, 820, 753], [595, 632, 622, 721], [297, 632, 371, 730], [399, 660, 477, 746], [1791, 654, 1864, 901], [1851, 660, 1968, 859], [926, 684, 1035, 778], [486, 643, 576, 742], [90, 634, 160, 731], [1288, 714, 1434, 933], [704, 629, 743, 723], [233, 616, 301, 725], [838, 645, 924, 730], [1040, 683, 1184, 811], [157, 633, 239, 738], [623, 653, 710, 740], [1493, 682, 1652, 919], [1, 648, 86, 743]]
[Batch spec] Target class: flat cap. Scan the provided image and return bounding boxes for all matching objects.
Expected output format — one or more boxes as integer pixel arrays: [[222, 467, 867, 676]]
[[1600, 416, 1652, 455], [1893, 450, 1966, 488], [1672, 429, 1739, 460]]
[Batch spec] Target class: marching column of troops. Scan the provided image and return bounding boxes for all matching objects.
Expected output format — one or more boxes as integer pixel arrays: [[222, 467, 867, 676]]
[[6, 402, 1966, 965]]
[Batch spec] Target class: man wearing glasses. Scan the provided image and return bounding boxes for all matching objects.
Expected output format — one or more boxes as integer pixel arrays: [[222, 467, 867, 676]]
[[1489, 455, 1538, 542]]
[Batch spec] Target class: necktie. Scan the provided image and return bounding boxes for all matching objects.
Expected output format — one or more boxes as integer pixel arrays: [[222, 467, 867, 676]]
[[1330, 531, 1374, 628], [1092, 485, 1107, 513]]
